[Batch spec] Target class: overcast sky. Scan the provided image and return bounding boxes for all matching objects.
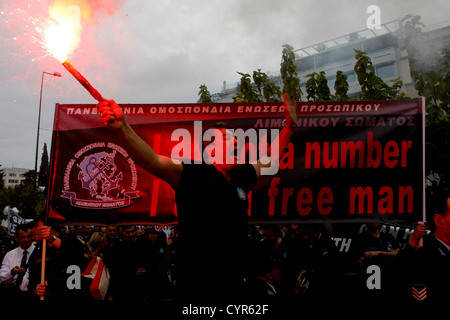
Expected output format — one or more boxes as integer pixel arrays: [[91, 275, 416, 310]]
[[1, 0, 449, 170]]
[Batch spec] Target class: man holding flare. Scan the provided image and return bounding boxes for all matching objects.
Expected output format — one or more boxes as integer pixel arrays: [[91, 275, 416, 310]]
[[97, 94, 297, 301]]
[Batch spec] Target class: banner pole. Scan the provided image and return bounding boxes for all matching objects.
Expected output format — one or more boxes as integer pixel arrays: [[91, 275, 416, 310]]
[[39, 104, 59, 301], [421, 96, 426, 223], [419, 96, 426, 249], [40, 238, 47, 300]]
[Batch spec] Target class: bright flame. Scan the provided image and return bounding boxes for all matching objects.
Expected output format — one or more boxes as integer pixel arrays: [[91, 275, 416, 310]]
[[44, 4, 83, 62]]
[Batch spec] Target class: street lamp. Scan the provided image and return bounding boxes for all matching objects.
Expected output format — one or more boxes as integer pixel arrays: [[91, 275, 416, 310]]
[[35, 71, 61, 187]]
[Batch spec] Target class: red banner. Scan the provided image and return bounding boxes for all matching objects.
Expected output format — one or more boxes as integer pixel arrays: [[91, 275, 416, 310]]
[[47, 99, 425, 225]]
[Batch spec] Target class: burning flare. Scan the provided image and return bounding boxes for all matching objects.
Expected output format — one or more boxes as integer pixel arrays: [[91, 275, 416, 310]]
[[43, 2, 104, 102], [44, 4, 82, 62]]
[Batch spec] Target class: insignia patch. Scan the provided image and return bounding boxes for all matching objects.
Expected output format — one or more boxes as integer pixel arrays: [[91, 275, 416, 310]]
[[237, 187, 246, 200], [61, 142, 140, 209], [412, 284, 427, 301]]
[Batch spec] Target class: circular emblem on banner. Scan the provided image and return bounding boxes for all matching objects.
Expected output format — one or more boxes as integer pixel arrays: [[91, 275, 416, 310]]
[[237, 187, 246, 200], [61, 142, 140, 209]]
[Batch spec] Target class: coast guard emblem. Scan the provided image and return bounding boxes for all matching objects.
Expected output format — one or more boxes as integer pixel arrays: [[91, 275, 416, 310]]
[[61, 142, 139, 209], [237, 187, 246, 200]]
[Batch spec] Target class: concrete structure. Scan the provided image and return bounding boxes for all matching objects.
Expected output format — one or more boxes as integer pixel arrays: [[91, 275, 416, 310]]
[[213, 19, 450, 102], [2, 167, 28, 188]]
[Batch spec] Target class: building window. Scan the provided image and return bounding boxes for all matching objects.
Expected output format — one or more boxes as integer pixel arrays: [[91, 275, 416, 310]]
[[376, 63, 395, 78]]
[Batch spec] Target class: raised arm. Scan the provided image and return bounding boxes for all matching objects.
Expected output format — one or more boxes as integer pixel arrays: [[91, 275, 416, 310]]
[[252, 93, 297, 177], [98, 99, 182, 188]]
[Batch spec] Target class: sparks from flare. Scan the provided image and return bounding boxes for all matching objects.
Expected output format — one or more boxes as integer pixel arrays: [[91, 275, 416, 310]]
[[3, 1, 119, 99], [43, 2, 104, 101], [44, 16, 79, 62]]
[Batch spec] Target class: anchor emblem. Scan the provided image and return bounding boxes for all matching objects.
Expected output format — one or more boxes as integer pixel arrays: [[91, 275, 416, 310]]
[[78, 151, 123, 199]]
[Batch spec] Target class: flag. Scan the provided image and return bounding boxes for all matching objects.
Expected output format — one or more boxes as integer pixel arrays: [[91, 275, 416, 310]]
[[47, 98, 425, 225]]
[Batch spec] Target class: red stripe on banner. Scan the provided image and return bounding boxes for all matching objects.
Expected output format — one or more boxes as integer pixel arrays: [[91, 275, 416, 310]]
[[150, 134, 161, 217]]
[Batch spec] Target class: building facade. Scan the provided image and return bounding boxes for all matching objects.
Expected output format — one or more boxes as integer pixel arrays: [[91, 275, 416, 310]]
[[213, 19, 450, 102], [2, 168, 28, 188]]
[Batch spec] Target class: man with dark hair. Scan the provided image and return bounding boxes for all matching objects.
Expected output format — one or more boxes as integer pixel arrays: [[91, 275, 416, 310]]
[[398, 192, 450, 304], [0, 223, 35, 298], [98, 95, 297, 301]]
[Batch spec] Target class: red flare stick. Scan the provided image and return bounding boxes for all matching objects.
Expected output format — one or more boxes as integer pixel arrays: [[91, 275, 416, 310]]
[[62, 60, 104, 102]]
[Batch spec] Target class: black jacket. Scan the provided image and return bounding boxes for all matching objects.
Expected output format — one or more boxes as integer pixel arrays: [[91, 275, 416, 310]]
[[397, 234, 450, 304]]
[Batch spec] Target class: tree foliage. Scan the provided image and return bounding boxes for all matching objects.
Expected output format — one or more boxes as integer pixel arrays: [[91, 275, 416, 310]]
[[38, 143, 49, 189], [305, 71, 331, 101], [252, 69, 282, 102], [233, 70, 282, 103], [233, 72, 261, 103], [402, 15, 450, 194], [0, 164, 4, 189], [280, 44, 302, 101], [333, 70, 349, 101], [0, 156, 47, 219], [229, 45, 410, 103], [198, 84, 213, 103], [0, 178, 45, 219], [354, 49, 409, 100]]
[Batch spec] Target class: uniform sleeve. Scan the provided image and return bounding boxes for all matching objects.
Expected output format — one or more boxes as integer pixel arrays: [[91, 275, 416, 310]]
[[0, 252, 14, 284], [230, 164, 257, 191], [175, 163, 193, 191]]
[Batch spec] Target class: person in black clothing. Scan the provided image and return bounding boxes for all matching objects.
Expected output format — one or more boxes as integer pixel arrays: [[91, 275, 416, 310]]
[[351, 223, 400, 266], [98, 94, 297, 302], [397, 192, 450, 304], [101, 224, 122, 298], [350, 222, 400, 300], [27, 216, 93, 300], [112, 224, 146, 301], [248, 257, 282, 298], [284, 224, 340, 301], [349, 222, 400, 301], [166, 225, 178, 293], [138, 228, 171, 300], [0, 226, 15, 263]]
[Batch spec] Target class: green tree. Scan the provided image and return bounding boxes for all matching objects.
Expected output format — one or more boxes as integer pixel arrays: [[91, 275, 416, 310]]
[[0, 164, 4, 189], [23, 170, 35, 186], [0, 184, 45, 218], [305, 71, 331, 101], [234, 70, 282, 103], [252, 69, 282, 102], [280, 44, 302, 101], [38, 143, 49, 189], [198, 84, 213, 103], [354, 49, 409, 100], [402, 15, 450, 194], [333, 70, 349, 101], [233, 72, 261, 102], [234, 44, 300, 103]]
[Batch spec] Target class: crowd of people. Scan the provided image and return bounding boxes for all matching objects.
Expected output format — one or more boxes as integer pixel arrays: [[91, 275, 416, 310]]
[[0, 190, 448, 305], [0, 221, 352, 302]]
